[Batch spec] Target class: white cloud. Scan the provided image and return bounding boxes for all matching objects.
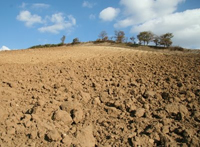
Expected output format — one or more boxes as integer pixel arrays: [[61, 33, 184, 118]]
[[131, 9, 200, 48], [17, 10, 76, 34], [82, 1, 95, 8], [115, 0, 185, 28], [38, 13, 76, 34], [99, 7, 120, 21], [32, 3, 50, 9], [51, 13, 66, 23], [16, 10, 43, 27], [89, 14, 96, 20], [19, 2, 50, 9], [112, 0, 200, 48], [0, 46, 10, 51]]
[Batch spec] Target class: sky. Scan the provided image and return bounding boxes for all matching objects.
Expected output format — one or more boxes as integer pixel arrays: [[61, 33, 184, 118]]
[[0, 0, 200, 50]]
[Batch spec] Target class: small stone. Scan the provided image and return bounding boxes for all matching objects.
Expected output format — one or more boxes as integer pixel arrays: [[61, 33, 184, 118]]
[[31, 114, 41, 123], [130, 81, 139, 87], [37, 100, 45, 106], [62, 135, 72, 146], [80, 91, 91, 103], [144, 104, 149, 110], [173, 97, 180, 102], [30, 131, 38, 139], [186, 91, 195, 102], [60, 100, 82, 114], [140, 84, 146, 95], [129, 105, 137, 112], [53, 110, 72, 125], [155, 93, 162, 100], [60, 101, 72, 112], [165, 103, 188, 120], [194, 112, 200, 122], [72, 108, 84, 123], [187, 91, 195, 98], [143, 90, 155, 98], [46, 130, 61, 142], [149, 139, 154, 144], [70, 126, 77, 134], [160, 135, 177, 146], [183, 128, 195, 138], [93, 97, 101, 105], [29, 142, 36, 147], [186, 97, 192, 103], [37, 131, 45, 139], [162, 126, 169, 134], [165, 104, 179, 114], [179, 104, 188, 116], [0, 106, 7, 122], [135, 108, 145, 117], [7, 127, 15, 135], [191, 136, 200, 146], [75, 125, 95, 147], [181, 143, 188, 147], [25, 121, 32, 128]]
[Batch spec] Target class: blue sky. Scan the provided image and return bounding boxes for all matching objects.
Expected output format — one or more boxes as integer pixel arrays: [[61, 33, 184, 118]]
[[0, 0, 200, 50]]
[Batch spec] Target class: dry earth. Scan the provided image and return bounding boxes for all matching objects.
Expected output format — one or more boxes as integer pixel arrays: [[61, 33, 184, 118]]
[[0, 45, 200, 147]]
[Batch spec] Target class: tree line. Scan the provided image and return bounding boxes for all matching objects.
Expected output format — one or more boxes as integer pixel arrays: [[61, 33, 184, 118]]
[[98, 30, 174, 47], [29, 30, 174, 49], [29, 36, 80, 49]]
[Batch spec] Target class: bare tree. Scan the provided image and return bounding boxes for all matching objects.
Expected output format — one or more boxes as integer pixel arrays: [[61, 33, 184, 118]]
[[130, 36, 135, 44], [61, 35, 66, 45], [110, 36, 114, 41], [98, 31, 108, 41], [115, 30, 125, 43]]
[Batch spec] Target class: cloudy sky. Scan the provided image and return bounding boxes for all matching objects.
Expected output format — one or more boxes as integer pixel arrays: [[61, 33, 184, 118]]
[[0, 0, 200, 50]]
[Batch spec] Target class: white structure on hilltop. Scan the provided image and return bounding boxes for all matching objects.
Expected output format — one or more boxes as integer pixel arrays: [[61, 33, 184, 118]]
[[0, 46, 10, 51]]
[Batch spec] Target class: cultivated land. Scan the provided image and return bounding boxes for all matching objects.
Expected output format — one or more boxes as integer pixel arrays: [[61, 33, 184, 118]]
[[0, 44, 200, 146]]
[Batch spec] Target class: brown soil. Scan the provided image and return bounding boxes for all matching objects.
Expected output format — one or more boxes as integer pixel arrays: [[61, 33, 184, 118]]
[[0, 45, 200, 146]]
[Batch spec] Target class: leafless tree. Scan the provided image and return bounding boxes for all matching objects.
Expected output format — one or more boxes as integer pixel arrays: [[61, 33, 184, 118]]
[[61, 35, 66, 44], [98, 31, 108, 41]]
